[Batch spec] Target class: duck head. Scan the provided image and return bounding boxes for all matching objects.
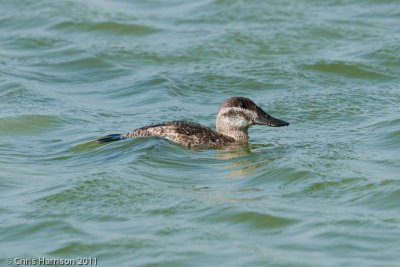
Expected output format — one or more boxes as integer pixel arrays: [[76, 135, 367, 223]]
[[216, 96, 289, 142]]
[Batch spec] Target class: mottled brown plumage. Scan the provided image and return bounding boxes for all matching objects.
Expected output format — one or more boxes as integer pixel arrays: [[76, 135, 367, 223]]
[[97, 96, 289, 148], [123, 121, 234, 148]]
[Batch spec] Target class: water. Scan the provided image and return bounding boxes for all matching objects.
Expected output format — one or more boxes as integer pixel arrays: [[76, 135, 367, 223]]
[[1, 0, 399, 266]]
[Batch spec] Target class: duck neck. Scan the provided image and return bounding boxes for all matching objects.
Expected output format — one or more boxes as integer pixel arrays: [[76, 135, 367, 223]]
[[216, 119, 249, 143]]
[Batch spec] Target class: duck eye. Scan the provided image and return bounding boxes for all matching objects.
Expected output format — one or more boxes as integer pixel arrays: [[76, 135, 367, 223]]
[[239, 102, 246, 109]]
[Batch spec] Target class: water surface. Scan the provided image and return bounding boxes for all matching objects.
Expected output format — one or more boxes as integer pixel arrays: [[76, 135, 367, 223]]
[[1, 0, 400, 266]]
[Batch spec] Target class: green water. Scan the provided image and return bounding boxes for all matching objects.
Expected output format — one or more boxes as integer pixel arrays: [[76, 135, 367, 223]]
[[1, 0, 400, 266]]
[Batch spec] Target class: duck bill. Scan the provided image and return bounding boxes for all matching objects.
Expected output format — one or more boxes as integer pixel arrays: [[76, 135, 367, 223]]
[[254, 107, 289, 127]]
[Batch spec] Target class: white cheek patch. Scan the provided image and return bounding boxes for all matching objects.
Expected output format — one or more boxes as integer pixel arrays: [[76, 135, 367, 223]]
[[219, 107, 253, 128]]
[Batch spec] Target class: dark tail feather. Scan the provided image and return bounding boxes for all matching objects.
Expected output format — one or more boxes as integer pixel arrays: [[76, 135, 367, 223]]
[[96, 134, 124, 143]]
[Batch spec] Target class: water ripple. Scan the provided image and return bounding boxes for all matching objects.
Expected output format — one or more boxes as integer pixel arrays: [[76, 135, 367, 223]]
[[50, 20, 161, 36]]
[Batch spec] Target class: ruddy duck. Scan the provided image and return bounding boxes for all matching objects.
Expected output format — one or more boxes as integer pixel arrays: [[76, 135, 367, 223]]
[[97, 96, 289, 148]]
